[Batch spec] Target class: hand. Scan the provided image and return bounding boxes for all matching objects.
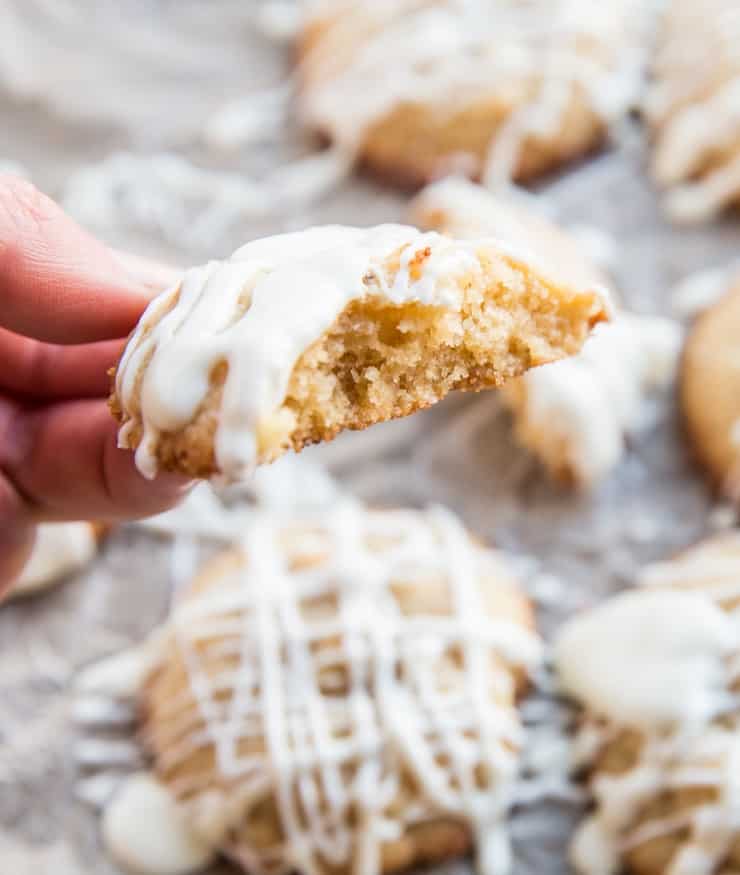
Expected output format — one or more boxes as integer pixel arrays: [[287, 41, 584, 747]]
[[0, 175, 191, 594]]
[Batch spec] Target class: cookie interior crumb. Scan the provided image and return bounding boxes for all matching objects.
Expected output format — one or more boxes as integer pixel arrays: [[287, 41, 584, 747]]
[[146, 254, 605, 477]]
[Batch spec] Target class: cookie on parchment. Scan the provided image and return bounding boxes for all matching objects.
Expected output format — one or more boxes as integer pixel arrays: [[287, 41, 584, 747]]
[[681, 276, 740, 500], [298, 0, 645, 188], [110, 224, 609, 482], [100, 501, 542, 875], [410, 178, 681, 487], [556, 532, 740, 875], [647, 0, 740, 222], [10, 522, 105, 600]]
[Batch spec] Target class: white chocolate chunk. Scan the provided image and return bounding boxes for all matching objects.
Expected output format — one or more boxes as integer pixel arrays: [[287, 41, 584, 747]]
[[102, 772, 216, 875], [13, 522, 97, 597], [556, 589, 735, 728]]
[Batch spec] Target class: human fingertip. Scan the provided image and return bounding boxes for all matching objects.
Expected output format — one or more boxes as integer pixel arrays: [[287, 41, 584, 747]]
[[149, 470, 197, 496], [0, 484, 35, 601], [110, 248, 183, 299]]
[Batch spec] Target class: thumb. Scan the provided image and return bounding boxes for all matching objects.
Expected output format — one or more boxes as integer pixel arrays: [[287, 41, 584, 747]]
[[0, 174, 178, 343]]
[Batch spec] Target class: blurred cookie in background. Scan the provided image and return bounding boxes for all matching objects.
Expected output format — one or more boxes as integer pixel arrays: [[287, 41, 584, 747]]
[[647, 0, 740, 223], [11, 522, 106, 600], [91, 500, 541, 875], [556, 533, 740, 875], [410, 178, 682, 488], [111, 223, 609, 481], [298, 0, 647, 188], [682, 272, 740, 501]]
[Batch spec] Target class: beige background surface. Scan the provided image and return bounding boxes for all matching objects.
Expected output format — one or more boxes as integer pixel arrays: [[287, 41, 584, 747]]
[[1, 2, 739, 873]]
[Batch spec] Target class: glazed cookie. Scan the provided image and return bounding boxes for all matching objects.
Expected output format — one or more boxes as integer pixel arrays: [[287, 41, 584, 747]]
[[647, 0, 740, 222], [499, 316, 681, 487], [410, 179, 681, 487], [100, 501, 542, 875], [681, 276, 740, 500], [555, 533, 740, 875], [11, 522, 103, 599], [111, 224, 609, 481], [408, 177, 603, 290], [297, 0, 645, 188]]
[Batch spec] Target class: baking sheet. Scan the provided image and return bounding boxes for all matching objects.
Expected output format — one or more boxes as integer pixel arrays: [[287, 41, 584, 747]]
[[1, 2, 739, 872]]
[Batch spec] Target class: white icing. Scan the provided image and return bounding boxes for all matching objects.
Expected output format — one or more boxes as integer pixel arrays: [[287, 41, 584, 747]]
[[556, 536, 740, 875], [72, 696, 136, 728], [63, 150, 351, 254], [503, 314, 682, 486], [570, 816, 620, 875], [14, 522, 97, 596], [300, 0, 647, 185], [139, 484, 255, 540], [555, 589, 736, 728], [663, 153, 740, 224], [408, 176, 612, 300], [654, 79, 740, 187], [133, 500, 541, 875], [648, 0, 740, 222], [74, 738, 143, 768], [204, 83, 291, 151], [250, 455, 342, 511], [409, 177, 649, 487], [102, 772, 216, 875], [76, 772, 126, 811], [672, 265, 739, 318], [115, 223, 541, 481], [75, 644, 158, 700], [566, 225, 619, 276], [0, 158, 29, 178], [255, 1, 304, 44]]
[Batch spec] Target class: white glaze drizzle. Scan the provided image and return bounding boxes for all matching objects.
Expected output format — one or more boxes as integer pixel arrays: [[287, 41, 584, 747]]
[[63, 149, 352, 254], [648, 0, 740, 222], [130, 500, 541, 875], [0, 158, 29, 179], [102, 772, 216, 875], [114, 223, 551, 482], [672, 264, 740, 318], [14, 522, 98, 596], [76, 644, 161, 701], [300, 0, 647, 186], [555, 534, 740, 875], [408, 176, 675, 487], [502, 314, 682, 486]]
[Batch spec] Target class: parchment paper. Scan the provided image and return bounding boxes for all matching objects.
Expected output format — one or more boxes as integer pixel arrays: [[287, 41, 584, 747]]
[[1, 3, 739, 872]]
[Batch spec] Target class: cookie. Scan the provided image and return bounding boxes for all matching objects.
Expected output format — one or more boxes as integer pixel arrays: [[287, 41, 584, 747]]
[[297, 0, 644, 188], [647, 0, 740, 222], [410, 179, 681, 487], [110, 224, 609, 481], [408, 177, 603, 291], [98, 501, 541, 875], [11, 522, 103, 599], [681, 276, 740, 500], [555, 533, 740, 875]]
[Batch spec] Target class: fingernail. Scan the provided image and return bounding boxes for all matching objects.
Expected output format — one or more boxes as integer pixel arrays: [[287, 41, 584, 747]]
[[150, 470, 197, 494], [110, 248, 183, 299]]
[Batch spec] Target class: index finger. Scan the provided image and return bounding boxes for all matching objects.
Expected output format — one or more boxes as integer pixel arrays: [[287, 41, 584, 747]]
[[0, 175, 155, 344]]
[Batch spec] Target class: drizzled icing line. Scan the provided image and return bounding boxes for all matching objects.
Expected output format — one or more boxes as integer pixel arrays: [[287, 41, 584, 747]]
[[114, 223, 557, 482], [137, 500, 542, 875], [299, 0, 649, 185], [503, 314, 682, 486], [648, 0, 740, 222], [555, 534, 740, 875], [408, 176, 678, 487], [14, 522, 99, 596]]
